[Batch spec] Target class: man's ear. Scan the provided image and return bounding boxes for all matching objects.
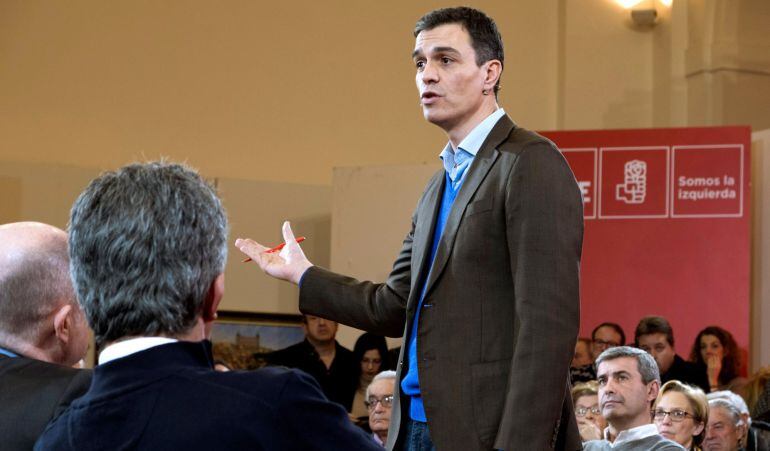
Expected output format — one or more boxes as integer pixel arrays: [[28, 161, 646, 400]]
[[482, 59, 502, 94], [202, 273, 225, 324], [53, 304, 74, 346], [647, 379, 660, 403]]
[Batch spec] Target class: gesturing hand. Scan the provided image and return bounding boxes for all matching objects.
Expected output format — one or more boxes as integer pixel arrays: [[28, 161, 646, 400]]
[[235, 221, 313, 285]]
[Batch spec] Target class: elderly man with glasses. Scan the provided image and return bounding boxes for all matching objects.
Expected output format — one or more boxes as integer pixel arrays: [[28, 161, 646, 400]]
[[365, 371, 397, 447]]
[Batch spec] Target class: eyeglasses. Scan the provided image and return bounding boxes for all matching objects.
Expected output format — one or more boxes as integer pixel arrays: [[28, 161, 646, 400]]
[[364, 395, 394, 411], [653, 409, 694, 422], [575, 406, 601, 417]]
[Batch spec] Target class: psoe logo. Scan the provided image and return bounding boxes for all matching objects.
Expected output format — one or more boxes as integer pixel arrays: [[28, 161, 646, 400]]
[[616, 160, 647, 204]]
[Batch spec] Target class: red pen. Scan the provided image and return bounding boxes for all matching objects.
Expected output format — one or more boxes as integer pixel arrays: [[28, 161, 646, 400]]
[[242, 236, 306, 262]]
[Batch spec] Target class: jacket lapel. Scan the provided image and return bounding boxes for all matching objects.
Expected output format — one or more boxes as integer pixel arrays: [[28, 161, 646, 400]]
[[422, 115, 516, 299], [407, 171, 445, 314]]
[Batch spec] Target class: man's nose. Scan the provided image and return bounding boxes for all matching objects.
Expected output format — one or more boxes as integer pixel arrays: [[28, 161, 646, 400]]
[[420, 61, 439, 84]]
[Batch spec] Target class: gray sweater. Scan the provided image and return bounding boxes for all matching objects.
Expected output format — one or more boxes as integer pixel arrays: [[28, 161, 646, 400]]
[[583, 435, 685, 450]]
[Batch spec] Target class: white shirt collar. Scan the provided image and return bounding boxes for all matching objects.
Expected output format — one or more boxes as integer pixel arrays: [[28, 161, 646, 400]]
[[98, 337, 178, 365], [603, 423, 660, 447]]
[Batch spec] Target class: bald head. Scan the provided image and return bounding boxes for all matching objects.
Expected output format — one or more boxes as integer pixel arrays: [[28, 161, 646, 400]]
[[0, 222, 88, 365]]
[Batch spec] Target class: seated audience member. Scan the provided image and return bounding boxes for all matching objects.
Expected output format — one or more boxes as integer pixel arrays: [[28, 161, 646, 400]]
[[34, 162, 379, 451], [708, 390, 770, 451], [573, 337, 593, 368], [572, 381, 607, 442], [0, 222, 92, 451], [592, 322, 627, 359], [266, 314, 357, 411], [744, 366, 770, 423], [366, 370, 396, 447], [703, 398, 747, 451], [584, 346, 684, 450], [635, 316, 710, 393], [690, 326, 747, 393], [653, 381, 707, 450], [351, 333, 391, 422], [572, 322, 627, 384]]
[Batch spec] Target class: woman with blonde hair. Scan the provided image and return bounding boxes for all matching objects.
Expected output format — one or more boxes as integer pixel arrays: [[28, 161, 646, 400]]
[[571, 380, 607, 442], [653, 380, 708, 450]]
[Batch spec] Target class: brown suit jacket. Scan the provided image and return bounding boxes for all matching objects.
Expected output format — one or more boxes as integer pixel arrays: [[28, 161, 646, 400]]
[[300, 115, 583, 450]]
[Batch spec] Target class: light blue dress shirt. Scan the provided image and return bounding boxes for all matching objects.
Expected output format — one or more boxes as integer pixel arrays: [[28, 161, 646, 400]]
[[439, 108, 506, 189]]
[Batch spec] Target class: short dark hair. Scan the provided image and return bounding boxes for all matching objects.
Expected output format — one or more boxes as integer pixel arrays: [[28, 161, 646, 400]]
[[69, 162, 228, 348], [635, 316, 675, 347], [592, 322, 626, 346], [414, 7, 504, 95]]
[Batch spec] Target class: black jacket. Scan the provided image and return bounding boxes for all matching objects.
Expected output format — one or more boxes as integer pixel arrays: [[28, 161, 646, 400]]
[[0, 353, 91, 451], [35, 340, 379, 451]]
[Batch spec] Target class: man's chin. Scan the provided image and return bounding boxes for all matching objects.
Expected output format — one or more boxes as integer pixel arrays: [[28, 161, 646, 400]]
[[422, 109, 449, 127], [371, 421, 388, 430]]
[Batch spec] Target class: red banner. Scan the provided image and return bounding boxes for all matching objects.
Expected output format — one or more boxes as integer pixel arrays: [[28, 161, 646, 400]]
[[541, 127, 751, 368]]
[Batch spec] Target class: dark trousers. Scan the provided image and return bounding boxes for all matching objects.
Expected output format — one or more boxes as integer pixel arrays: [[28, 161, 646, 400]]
[[404, 419, 436, 451]]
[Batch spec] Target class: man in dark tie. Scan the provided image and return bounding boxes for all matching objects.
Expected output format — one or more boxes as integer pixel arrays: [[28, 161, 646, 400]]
[[34, 162, 380, 451], [0, 222, 92, 451], [236, 6, 583, 451]]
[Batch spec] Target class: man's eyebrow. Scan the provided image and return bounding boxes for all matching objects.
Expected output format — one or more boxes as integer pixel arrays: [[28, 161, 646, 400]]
[[412, 46, 461, 59], [597, 370, 631, 378]]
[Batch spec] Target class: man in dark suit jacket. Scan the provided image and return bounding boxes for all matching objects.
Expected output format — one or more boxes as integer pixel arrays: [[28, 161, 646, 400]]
[[265, 314, 358, 411], [0, 222, 92, 451], [236, 7, 583, 451], [635, 316, 710, 393], [35, 162, 379, 451]]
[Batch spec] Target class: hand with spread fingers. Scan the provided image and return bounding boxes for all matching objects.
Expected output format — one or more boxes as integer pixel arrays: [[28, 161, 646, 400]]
[[235, 221, 313, 285]]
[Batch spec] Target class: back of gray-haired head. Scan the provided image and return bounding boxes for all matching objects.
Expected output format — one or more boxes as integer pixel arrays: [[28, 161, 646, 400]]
[[0, 222, 74, 343], [366, 370, 397, 399], [68, 162, 228, 348], [595, 345, 660, 384]]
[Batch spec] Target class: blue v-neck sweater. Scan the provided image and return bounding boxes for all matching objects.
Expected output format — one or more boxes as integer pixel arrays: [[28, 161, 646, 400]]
[[400, 171, 463, 422]]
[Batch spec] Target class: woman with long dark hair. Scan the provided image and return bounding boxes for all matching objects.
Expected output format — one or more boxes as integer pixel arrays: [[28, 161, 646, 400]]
[[350, 333, 391, 423], [690, 326, 745, 392]]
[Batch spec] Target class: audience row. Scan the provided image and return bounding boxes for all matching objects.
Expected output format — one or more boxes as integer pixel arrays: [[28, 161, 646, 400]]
[[572, 317, 746, 395], [572, 346, 770, 450]]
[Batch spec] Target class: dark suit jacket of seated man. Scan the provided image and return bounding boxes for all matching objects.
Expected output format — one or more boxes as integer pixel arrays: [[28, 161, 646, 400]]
[[0, 354, 91, 451], [34, 162, 379, 451], [35, 340, 377, 451]]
